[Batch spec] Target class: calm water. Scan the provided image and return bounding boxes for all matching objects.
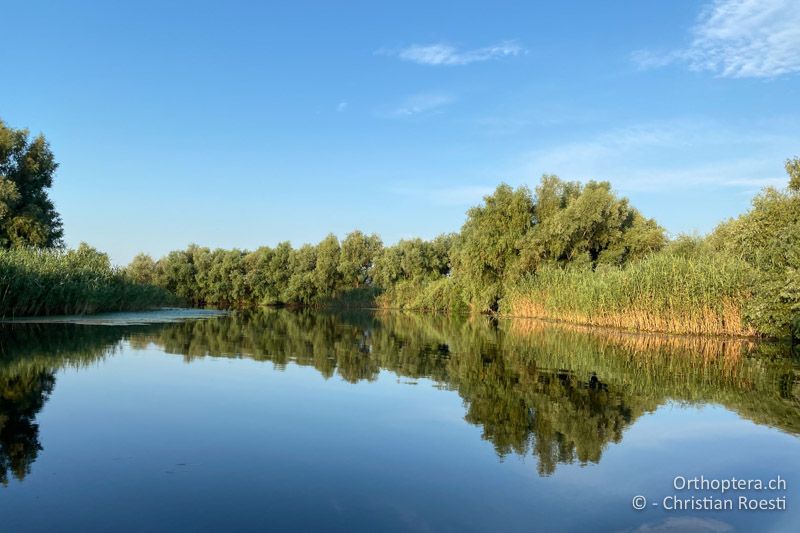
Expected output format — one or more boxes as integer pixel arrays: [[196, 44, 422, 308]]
[[1, 310, 799, 532]]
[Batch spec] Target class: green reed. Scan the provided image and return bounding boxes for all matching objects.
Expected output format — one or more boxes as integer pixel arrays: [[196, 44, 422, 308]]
[[502, 251, 758, 336], [0, 246, 175, 318]]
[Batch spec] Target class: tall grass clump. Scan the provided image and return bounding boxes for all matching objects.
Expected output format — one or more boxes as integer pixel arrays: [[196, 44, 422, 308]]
[[502, 250, 758, 336], [0, 244, 176, 318]]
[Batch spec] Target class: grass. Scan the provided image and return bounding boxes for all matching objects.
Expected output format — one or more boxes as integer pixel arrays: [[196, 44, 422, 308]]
[[0, 246, 176, 318], [502, 251, 759, 337]]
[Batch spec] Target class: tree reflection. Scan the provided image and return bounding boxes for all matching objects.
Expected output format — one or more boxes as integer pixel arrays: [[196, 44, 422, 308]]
[[1, 310, 798, 481], [0, 322, 164, 484], [0, 370, 54, 485]]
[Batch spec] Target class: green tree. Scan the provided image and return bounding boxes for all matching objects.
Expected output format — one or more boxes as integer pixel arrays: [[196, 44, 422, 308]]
[[710, 158, 800, 337], [126, 253, 158, 285], [372, 236, 453, 287], [206, 249, 248, 307], [453, 184, 535, 311], [787, 157, 800, 193], [261, 242, 292, 304], [339, 231, 382, 288], [284, 244, 318, 304], [524, 179, 665, 269], [156, 247, 198, 303], [315, 234, 342, 295], [0, 119, 63, 248]]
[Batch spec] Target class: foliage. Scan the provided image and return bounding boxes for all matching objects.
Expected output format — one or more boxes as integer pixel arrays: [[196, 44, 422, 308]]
[[3, 309, 796, 481], [376, 277, 468, 314], [503, 248, 757, 336], [0, 119, 63, 249], [0, 244, 175, 317], [452, 184, 535, 311], [451, 177, 666, 312], [338, 230, 382, 288], [372, 235, 453, 287], [116, 166, 798, 338], [709, 158, 800, 337]]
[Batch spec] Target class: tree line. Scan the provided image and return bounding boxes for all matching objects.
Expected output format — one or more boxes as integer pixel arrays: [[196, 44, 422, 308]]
[[2, 117, 798, 337], [126, 177, 667, 311], [124, 163, 799, 338]]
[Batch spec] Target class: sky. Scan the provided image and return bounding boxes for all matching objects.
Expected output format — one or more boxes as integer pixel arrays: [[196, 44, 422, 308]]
[[2, 0, 799, 264]]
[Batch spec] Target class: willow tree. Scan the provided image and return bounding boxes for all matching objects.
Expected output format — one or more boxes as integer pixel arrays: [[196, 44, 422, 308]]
[[0, 119, 63, 248], [453, 177, 666, 313], [710, 158, 800, 338], [339, 230, 382, 288], [453, 184, 535, 311], [315, 234, 342, 295], [126, 253, 158, 285], [521, 177, 665, 270]]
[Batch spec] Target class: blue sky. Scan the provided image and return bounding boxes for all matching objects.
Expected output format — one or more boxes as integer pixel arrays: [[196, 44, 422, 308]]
[[3, 0, 799, 264]]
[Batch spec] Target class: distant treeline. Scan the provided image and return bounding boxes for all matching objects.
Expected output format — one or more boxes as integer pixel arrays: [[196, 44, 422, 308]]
[[124, 162, 800, 338], [2, 118, 797, 336]]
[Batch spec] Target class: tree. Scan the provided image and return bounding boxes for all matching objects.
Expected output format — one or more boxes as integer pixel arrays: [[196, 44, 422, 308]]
[[339, 231, 382, 288], [453, 184, 535, 311], [315, 234, 341, 295], [787, 157, 800, 193], [155, 247, 198, 303], [372, 236, 453, 287], [710, 158, 800, 337], [126, 253, 158, 285], [525, 179, 665, 269], [0, 119, 63, 248], [284, 244, 318, 304]]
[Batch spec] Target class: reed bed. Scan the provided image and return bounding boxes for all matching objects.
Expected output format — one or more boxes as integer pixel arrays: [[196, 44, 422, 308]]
[[0, 247, 175, 318], [502, 252, 759, 337]]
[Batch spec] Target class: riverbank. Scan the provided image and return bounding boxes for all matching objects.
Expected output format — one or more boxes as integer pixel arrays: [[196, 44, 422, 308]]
[[3, 165, 797, 339], [369, 250, 761, 337], [0, 245, 175, 318]]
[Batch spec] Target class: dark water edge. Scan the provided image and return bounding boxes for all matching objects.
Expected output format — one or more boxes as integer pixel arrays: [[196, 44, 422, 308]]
[[1, 309, 798, 532]]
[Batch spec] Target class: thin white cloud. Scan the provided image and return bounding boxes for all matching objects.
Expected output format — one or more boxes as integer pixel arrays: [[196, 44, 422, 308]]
[[376, 92, 455, 119], [630, 49, 683, 70], [633, 0, 800, 78], [519, 119, 799, 192], [336, 101, 348, 112], [379, 41, 525, 66]]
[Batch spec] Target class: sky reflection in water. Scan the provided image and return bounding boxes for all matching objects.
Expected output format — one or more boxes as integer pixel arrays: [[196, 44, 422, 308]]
[[1, 310, 798, 532]]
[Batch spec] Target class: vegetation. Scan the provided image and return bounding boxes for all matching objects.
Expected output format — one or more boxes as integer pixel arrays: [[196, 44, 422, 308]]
[[125, 162, 799, 338], [2, 309, 797, 482], [0, 119, 174, 318], [1, 117, 797, 337], [0, 244, 175, 317], [452, 178, 665, 311], [0, 119, 63, 249], [708, 159, 800, 338], [503, 242, 757, 336]]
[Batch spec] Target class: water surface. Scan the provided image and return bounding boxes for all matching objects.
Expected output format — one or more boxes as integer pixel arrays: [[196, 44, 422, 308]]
[[1, 310, 798, 532]]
